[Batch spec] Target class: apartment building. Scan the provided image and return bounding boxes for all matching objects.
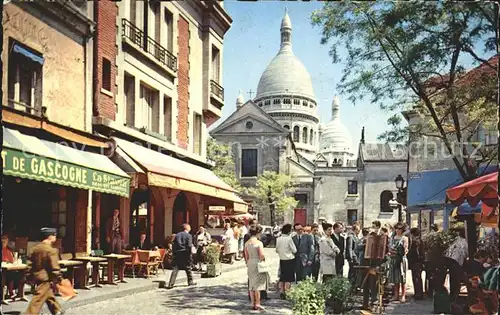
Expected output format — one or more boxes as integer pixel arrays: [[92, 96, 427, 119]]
[[2, 1, 131, 255], [92, 0, 246, 245]]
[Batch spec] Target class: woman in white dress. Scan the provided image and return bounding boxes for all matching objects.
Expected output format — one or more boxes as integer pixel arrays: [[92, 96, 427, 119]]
[[222, 222, 238, 264]]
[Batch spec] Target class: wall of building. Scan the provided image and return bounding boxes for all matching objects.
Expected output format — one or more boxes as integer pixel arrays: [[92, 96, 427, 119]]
[[314, 168, 363, 224], [2, 4, 89, 131], [362, 161, 406, 225]]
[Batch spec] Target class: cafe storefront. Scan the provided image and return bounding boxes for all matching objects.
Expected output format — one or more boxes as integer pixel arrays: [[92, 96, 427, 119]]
[[109, 137, 247, 246], [2, 127, 130, 256]]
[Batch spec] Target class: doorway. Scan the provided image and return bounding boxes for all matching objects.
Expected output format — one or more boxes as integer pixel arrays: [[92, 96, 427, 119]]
[[129, 189, 150, 244], [173, 192, 188, 233]]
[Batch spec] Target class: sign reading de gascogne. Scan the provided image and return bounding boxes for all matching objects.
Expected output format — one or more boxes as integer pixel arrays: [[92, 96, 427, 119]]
[[2, 148, 129, 197]]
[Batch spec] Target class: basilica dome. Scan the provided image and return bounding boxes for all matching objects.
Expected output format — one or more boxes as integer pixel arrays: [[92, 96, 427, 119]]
[[319, 96, 353, 154], [255, 10, 316, 100]]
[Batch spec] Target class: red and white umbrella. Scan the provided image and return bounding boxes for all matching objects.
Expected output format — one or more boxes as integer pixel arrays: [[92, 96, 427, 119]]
[[446, 172, 498, 208]]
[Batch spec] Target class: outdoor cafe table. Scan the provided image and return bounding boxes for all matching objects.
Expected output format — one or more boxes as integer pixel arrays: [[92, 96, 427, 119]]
[[1, 262, 29, 305], [58, 260, 84, 288], [72, 256, 107, 288], [102, 254, 130, 285]]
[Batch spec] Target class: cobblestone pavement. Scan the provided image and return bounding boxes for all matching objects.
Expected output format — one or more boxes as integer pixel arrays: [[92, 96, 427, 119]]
[[66, 249, 292, 315]]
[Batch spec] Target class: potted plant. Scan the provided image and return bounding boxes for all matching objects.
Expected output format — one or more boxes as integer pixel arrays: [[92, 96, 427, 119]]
[[422, 229, 457, 263], [287, 278, 327, 315], [322, 277, 352, 314], [204, 243, 222, 277]]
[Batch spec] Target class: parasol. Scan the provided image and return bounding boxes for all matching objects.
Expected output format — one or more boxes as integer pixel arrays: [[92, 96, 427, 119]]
[[446, 172, 498, 207]]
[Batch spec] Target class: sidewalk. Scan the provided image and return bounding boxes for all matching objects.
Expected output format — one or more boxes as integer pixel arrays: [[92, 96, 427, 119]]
[[1, 259, 248, 314]]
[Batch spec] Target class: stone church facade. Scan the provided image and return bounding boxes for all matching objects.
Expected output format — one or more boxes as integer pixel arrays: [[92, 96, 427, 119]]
[[211, 10, 407, 227]]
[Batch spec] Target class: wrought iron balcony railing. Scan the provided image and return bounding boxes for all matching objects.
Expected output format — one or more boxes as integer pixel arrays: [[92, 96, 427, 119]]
[[210, 80, 224, 101], [122, 19, 177, 73]]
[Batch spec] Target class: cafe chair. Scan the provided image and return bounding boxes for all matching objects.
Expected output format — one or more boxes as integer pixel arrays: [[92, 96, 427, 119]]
[[123, 250, 140, 278], [137, 251, 157, 279], [157, 248, 166, 274]]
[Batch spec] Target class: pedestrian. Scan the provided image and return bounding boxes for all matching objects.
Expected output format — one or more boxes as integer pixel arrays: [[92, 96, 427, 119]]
[[408, 227, 424, 300], [319, 223, 340, 284], [244, 221, 268, 300], [222, 222, 237, 264], [275, 224, 297, 299], [311, 223, 322, 282], [292, 223, 314, 281], [244, 224, 268, 311], [238, 220, 247, 260], [346, 223, 361, 283], [25, 228, 63, 315], [331, 222, 346, 277], [166, 224, 196, 289], [106, 209, 123, 254], [436, 229, 468, 302], [388, 222, 409, 303], [193, 226, 211, 271]]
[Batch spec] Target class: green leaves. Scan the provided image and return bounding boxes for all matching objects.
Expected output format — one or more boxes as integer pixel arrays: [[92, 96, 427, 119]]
[[287, 278, 327, 315], [312, 2, 497, 180], [207, 138, 243, 193], [248, 171, 298, 215]]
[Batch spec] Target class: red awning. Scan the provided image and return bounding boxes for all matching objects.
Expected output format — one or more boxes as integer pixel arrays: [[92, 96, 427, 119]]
[[446, 172, 498, 207]]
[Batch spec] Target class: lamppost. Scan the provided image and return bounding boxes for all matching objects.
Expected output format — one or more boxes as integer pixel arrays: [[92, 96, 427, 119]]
[[267, 185, 276, 226], [394, 174, 407, 223]]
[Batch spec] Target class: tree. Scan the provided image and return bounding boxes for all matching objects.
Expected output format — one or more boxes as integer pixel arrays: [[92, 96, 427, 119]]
[[248, 171, 298, 221], [311, 2, 497, 180], [206, 138, 242, 193]]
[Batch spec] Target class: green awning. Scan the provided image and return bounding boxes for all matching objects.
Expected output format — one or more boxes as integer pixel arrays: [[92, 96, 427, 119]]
[[2, 127, 130, 197]]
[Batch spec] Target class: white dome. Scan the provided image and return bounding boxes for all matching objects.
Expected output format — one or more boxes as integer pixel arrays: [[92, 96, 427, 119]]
[[255, 11, 315, 101], [319, 97, 353, 154]]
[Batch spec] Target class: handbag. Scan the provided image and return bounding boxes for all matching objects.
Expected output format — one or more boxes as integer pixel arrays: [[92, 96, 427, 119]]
[[257, 260, 269, 274]]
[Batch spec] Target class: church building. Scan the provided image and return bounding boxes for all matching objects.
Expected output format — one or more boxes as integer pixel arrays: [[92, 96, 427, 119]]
[[211, 10, 407, 227]]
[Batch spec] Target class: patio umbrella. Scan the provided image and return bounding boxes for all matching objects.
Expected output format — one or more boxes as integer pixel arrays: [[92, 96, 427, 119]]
[[446, 172, 498, 207]]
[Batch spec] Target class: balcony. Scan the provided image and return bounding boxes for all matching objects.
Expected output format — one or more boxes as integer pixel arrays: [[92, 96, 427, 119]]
[[121, 19, 177, 74], [210, 80, 224, 108]]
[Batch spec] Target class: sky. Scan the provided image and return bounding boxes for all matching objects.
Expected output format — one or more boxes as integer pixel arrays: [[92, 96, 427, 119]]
[[214, 1, 492, 152], [214, 1, 394, 151]]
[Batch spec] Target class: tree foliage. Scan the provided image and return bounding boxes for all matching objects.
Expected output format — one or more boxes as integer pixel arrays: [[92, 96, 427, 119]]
[[248, 171, 298, 215], [206, 138, 242, 193], [312, 2, 497, 180]]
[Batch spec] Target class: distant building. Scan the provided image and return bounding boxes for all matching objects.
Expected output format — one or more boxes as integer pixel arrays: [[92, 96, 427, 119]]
[[211, 10, 407, 227]]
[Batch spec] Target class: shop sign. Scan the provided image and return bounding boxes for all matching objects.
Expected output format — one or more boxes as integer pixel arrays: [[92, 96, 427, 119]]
[[2, 148, 129, 197], [208, 206, 225, 212]]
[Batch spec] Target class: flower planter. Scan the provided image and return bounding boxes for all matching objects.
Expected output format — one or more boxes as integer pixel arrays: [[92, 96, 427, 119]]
[[206, 263, 222, 277]]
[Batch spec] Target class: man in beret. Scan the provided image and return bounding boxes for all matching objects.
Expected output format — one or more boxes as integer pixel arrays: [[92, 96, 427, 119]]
[[25, 228, 63, 315]]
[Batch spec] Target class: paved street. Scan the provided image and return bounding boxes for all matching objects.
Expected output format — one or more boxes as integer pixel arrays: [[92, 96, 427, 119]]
[[66, 249, 292, 315]]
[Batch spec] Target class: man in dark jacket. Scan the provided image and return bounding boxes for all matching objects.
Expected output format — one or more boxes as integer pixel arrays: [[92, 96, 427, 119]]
[[136, 232, 152, 250], [332, 222, 346, 276], [167, 224, 196, 289], [292, 223, 315, 281]]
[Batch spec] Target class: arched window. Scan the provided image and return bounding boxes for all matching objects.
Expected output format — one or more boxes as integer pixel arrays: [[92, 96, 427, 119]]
[[283, 125, 290, 130], [380, 190, 394, 212], [302, 127, 308, 143], [309, 129, 313, 144], [293, 126, 299, 142]]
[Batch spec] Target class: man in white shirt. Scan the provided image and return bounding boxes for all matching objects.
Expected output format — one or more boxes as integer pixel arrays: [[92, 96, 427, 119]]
[[438, 230, 468, 302]]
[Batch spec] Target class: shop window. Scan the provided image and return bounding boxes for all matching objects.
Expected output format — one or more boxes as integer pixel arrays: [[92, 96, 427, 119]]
[[348, 180, 358, 195], [347, 209, 358, 226], [380, 190, 394, 212], [241, 148, 258, 177], [52, 187, 68, 238], [433, 209, 444, 230], [8, 42, 44, 116], [102, 58, 111, 92]]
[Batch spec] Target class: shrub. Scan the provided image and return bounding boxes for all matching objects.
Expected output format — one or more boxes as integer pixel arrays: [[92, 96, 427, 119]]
[[287, 278, 326, 315], [205, 244, 220, 265]]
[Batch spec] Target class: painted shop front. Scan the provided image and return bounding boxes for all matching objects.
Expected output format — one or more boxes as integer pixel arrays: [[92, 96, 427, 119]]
[[110, 137, 247, 247], [2, 127, 130, 257]]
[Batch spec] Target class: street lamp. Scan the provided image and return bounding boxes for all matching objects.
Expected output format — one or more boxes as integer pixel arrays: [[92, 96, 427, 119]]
[[394, 174, 406, 223], [267, 185, 276, 226]]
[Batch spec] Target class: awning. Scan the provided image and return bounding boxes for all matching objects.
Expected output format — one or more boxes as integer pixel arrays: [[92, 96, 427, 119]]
[[2, 127, 130, 197], [113, 137, 247, 210], [446, 172, 498, 207], [12, 43, 44, 65]]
